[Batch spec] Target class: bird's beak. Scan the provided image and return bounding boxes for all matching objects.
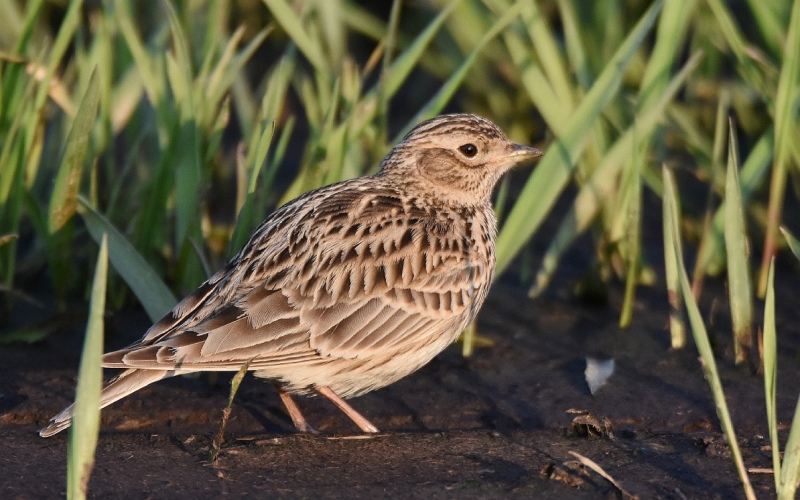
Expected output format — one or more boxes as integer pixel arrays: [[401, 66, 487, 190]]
[[506, 143, 543, 163]]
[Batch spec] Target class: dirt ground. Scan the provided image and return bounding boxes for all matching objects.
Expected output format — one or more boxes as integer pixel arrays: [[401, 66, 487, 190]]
[[3, 266, 800, 499]]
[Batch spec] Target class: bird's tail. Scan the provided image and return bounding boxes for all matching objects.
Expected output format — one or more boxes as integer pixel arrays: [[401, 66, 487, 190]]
[[39, 369, 172, 438]]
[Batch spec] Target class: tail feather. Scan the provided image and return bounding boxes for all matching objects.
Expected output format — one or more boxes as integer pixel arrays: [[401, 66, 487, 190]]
[[39, 369, 172, 438]]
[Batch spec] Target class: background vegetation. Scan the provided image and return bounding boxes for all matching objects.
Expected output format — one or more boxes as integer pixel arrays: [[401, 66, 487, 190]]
[[1, 0, 799, 497]]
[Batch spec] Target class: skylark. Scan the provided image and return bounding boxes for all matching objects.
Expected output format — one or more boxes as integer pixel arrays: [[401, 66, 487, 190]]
[[40, 113, 542, 437]]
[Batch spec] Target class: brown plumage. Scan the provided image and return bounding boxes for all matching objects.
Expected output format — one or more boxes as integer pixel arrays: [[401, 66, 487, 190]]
[[40, 113, 542, 437]]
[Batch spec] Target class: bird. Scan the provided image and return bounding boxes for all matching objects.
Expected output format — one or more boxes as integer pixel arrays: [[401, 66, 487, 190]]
[[39, 113, 543, 437]]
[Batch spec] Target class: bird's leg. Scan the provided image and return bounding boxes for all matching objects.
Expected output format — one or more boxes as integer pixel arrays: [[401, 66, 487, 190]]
[[276, 386, 317, 433], [316, 386, 380, 434]]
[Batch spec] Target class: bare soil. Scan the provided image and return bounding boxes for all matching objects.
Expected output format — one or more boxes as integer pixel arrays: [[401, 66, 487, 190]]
[[3, 271, 800, 499]]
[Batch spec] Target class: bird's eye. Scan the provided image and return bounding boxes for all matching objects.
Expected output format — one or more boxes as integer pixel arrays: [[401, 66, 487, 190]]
[[458, 143, 478, 158]]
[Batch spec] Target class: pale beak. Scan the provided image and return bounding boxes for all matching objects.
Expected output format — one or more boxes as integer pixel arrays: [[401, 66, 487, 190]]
[[506, 143, 543, 162]]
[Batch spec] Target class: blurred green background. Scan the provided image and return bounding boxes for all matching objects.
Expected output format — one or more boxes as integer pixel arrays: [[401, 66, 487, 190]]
[[0, 0, 797, 349]]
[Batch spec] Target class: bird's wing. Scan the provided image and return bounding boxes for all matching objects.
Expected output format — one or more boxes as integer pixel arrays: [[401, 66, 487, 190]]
[[103, 184, 490, 369], [296, 229, 482, 359]]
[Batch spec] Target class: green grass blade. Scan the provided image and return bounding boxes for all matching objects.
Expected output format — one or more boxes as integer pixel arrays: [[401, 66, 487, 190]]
[[229, 122, 275, 255], [723, 119, 753, 364], [205, 26, 271, 126], [172, 118, 202, 252], [262, 0, 328, 74], [758, 0, 800, 297], [317, 0, 345, 66], [662, 167, 686, 348], [0, 114, 30, 284], [745, 0, 787, 57], [274, 1, 460, 166], [618, 142, 642, 328], [163, 1, 202, 252], [705, 0, 767, 101], [639, 0, 697, 109], [523, 1, 574, 112], [340, 2, 385, 41], [242, 50, 295, 152], [779, 399, 800, 499], [376, 0, 402, 129], [114, 0, 164, 114], [778, 229, 800, 498], [690, 89, 731, 291], [48, 69, 99, 234], [163, 2, 194, 104], [45, 69, 100, 300], [500, 24, 565, 136], [32, 0, 84, 111], [131, 144, 174, 266], [694, 127, 775, 276], [555, 0, 590, 90], [781, 227, 800, 261], [663, 167, 756, 499], [6, 0, 43, 55], [0, 96, 28, 208], [395, 2, 524, 138], [0, 234, 17, 247], [380, 0, 462, 99], [66, 234, 107, 500], [0, 0, 41, 154], [762, 258, 780, 491], [321, 117, 350, 186], [78, 196, 176, 322], [528, 48, 701, 298], [495, 0, 664, 274]]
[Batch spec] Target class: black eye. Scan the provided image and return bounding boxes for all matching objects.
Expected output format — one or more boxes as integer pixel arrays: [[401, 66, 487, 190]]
[[458, 143, 478, 158]]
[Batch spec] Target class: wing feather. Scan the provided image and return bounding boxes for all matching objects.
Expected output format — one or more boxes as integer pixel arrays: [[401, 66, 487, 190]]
[[100, 181, 493, 379]]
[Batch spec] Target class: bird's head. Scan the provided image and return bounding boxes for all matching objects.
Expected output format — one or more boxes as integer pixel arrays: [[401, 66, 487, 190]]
[[379, 114, 542, 205]]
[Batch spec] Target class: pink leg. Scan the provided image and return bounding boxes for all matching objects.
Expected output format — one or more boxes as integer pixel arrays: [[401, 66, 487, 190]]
[[316, 386, 379, 434], [276, 387, 317, 433]]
